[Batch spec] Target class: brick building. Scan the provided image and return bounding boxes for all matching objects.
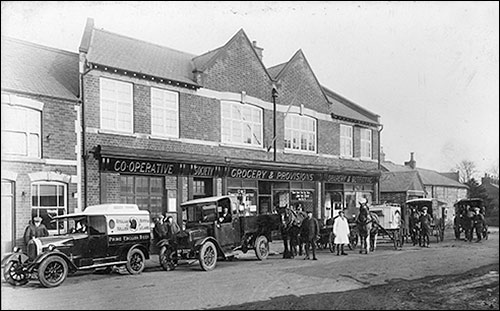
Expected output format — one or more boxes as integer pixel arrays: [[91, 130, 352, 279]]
[[1, 37, 80, 253], [77, 19, 382, 225], [381, 152, 468, 227]]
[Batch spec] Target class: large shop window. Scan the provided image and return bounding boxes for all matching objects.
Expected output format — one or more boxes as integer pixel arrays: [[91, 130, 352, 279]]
[[221, 101, 263, 147], [100, 77, 133, 133], [284, 114, 316, 152], [31, 182, 67, 232], [193, 178, 213, 200], [1, 104, 41, 157], [340, 124, 353, 157], [121, 176, 164, 217], [151, 87, 179, 138], [2, 180, 15, 255], [227, 179, 258, 216], [360, 128, 372, 159], [344, 185, 373, 221]]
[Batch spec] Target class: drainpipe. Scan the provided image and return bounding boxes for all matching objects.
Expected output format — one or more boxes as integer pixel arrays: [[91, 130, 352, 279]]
[[79, 62, 92, 210], [377, 124, 384, 204], [272, 86, 278, 162]]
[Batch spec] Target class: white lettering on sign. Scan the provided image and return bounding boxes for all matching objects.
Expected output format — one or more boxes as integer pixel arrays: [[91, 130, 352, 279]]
[[107, 215, 151, 235]]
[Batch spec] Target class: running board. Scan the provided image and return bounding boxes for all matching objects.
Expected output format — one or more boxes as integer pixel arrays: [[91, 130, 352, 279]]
[[77, 261, 128, 270]]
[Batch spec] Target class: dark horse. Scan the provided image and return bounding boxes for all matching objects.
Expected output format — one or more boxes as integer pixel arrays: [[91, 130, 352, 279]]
[[356, 204, 379, 254], [277, 206, 305, 258]]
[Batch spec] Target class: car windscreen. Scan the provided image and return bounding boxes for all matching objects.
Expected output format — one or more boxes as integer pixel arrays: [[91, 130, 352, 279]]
[[183, 202, 217, 223]]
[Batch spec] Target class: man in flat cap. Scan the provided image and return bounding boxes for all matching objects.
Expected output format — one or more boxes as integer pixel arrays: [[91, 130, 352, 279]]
[[23, 216, 49, 248]]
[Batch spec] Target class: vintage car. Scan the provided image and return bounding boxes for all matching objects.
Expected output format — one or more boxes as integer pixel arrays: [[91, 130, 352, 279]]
[[158, 195, 281, 271], [2, 204, 151, 288], [405, 198, 447, 243]]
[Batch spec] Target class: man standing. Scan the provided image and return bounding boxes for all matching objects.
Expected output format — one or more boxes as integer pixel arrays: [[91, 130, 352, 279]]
[[419, 207, 433, 247], [333, 210, 350, 255], [301, 210, 320, 260], [473, 207, 485, 242], [23, 216, 49, 247]]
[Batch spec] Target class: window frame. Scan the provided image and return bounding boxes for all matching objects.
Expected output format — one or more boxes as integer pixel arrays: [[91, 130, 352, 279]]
[[340, 124, 353, 158], [150, 87, 179, 138], [284, 113, 317, 153], [220, 101, 263, 148], [1, 103, 41, 158], [99, 77, 134, 133], [360, 128, 372, 159], [31, 181, 67, 234]]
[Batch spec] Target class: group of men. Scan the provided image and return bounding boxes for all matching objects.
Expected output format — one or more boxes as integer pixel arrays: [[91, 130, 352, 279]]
[[152, 214, 181, 244]]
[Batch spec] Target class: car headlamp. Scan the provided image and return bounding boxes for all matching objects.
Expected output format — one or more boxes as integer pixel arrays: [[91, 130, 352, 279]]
[[13, 246, 21, 253], [48, 244, 56, 251]]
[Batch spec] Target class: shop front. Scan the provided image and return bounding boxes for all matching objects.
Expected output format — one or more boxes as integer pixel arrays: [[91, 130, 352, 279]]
[[96, 148, 379, 225]]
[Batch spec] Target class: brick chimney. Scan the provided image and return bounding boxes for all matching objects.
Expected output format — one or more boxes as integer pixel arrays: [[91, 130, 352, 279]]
[[404, 152, 416, 169], [380, 147, 386, 162], [252, 41, 263, 61]]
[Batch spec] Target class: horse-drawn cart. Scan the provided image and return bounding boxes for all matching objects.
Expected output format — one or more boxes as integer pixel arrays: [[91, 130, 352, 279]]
[[370, 203, 404, 250], [405, 198, 446, 244]]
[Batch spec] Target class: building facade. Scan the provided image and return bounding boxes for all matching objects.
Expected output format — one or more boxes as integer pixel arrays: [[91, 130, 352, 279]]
[[78, 19, 382, 225], [1, 37, 80, 253], [381, 152, 468, 227]]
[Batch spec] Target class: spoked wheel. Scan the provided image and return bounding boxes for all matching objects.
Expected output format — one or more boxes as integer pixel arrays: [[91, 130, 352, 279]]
[[199, 241, 217, 271], [3, 261, 29, 286], [38, 256, 68, 288], [126, 248, 145, 275], [159, 246, 178, 271], [254, 235, 269, 260]]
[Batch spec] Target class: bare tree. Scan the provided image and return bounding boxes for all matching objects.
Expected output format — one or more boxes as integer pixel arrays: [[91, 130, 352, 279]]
[[455, 160, 477, 183], [488, 161, 499, 179]]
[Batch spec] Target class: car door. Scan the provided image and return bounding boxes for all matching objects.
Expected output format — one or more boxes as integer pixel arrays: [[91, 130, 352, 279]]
[[214, 198, 240, 248], [88, 216, 108, 261]]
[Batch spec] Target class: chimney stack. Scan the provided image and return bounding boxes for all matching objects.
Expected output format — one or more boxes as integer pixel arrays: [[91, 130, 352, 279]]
[[380, 147, 386, 162], [252, 41, 263, 61], [404, 152, 416, 169]]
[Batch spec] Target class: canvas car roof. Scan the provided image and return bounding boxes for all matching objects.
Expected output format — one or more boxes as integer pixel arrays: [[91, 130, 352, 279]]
[[180, 195, 234, 206], [405, 198, 447, 205], [54, 204, 149, 219]]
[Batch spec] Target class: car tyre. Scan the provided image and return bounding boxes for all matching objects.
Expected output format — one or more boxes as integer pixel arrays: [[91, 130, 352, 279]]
[[3, 261, 29, 286], [199, 241, 217, 271], [126, 248, 145, 275], [254, 235, 269, 260], [38, 256, 68, 288]]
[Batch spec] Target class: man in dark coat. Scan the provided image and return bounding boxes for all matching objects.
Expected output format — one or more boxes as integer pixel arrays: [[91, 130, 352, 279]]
[[23, 216, 49, 247], [301, 210, 320, 260], [419, 207, 433, 247], [473, 207, 485, 242]]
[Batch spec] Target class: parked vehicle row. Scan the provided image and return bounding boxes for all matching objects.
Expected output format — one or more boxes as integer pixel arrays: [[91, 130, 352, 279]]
[[2, 196, 282, 288]]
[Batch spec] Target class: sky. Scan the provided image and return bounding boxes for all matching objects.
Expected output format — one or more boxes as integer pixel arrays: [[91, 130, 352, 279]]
[[2, 1, 499, 178]]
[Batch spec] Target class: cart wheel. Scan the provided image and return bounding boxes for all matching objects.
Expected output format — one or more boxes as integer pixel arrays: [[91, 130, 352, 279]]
[[159, 246, 177, 271], [254, 235, 269, 260]]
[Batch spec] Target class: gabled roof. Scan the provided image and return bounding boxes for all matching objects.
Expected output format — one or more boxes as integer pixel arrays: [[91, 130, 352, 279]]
[[86, 28, 197, 85], [417, 167, 468, 188], [1, 36, 79, 101], [381, 161, 468, 188], [192, 47, 222, 71], [380, 170, 424, 192], [322, 85, 380, 126], [267, 62, 287, 80]]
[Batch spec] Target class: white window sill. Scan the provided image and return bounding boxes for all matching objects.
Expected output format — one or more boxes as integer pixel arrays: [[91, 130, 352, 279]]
[[98, 129, 134, 137], [149, 135, 180, 141], [219, 142, 264, 151], [283, 148, 318, 156]]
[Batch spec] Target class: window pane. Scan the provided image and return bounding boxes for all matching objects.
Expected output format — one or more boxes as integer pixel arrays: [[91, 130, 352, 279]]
[[32, 184, 39, 206], [2, 132, 27, 155], [28, 134, 40, 157], [39, 185, 57, 207], [57, 185, 64, 207]]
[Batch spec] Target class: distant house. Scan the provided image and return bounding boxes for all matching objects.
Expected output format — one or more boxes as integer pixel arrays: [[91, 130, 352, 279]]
[[380, 152, 468, 227]]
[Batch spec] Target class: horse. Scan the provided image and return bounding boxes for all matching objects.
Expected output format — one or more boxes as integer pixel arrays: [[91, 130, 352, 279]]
[[277, 206, 305, 258], [355, 204, 379, 254]]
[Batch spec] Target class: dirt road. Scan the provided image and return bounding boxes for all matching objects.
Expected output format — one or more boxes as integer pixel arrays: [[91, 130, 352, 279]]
[[1, 229, 498, 310]]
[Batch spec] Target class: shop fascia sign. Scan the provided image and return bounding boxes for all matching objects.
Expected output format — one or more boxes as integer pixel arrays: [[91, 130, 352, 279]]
[[100, 156, 376, 183]]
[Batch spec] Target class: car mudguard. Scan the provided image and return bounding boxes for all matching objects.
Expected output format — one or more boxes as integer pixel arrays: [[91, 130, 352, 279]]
[[30, 250, 78, 273], [193, 237, 224, 257], [1, 252, 29, 267]]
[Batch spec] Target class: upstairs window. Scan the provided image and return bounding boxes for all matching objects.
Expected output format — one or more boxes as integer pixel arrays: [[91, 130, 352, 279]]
[[284, 114, 316, 152], [1, 104, 41, 158], [360, 128, 372, 159], [31, 182, 67, 232], [151, 88, 179, 137], [340, 124, 353, 157], [221, 101, 263, 147], [100, 77, 133, 133]]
